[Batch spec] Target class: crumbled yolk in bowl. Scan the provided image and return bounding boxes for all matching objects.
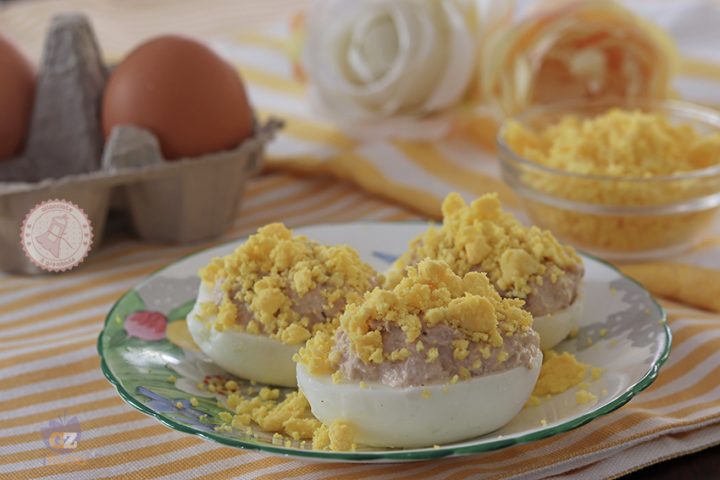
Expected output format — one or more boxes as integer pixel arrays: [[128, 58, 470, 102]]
[[505, 109, 720, 177], [387, 192, 581, 299], [503, 109, 720, 254], [296, 259, 534, 375], [196, 223, 377, 344]]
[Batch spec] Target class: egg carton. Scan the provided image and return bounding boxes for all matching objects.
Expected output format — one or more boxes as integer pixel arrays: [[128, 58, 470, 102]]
[[0, 13, 282, 274]]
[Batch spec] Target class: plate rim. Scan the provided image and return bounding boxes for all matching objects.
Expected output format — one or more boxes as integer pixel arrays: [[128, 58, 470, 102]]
[[97, 220, 672, 462]]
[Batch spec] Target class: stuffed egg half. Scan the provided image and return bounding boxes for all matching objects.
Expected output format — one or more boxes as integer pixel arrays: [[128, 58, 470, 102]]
[[387, 193, 584, 351], [297, 259, 542, 448], [188, 223, 377, 387]]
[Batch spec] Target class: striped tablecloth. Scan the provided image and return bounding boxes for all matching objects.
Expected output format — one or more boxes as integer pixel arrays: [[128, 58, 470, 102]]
[[2, 1, 720, 478]]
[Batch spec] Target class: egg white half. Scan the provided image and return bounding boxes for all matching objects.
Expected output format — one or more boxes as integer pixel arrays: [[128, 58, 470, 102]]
[[533, 294, 584, 351], [297, 351, 542, 448], [187, 282, 299, 387]]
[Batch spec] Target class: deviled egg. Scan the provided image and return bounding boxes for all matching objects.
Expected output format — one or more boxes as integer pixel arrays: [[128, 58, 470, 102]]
[[387, 193, 584, 350], [187, 223, 377, 387], [296, 259, 542, 448]]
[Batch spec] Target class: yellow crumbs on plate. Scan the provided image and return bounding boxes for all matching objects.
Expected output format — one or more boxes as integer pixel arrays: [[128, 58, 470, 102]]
[[386, 193, 581, 298], [296, 259, 534, 373], [533, 351, 588, 396], [223, 390, 322, 442], [196, 223, 378, 344], [312, 420, 356, 451], [576, 389, 598, 405]]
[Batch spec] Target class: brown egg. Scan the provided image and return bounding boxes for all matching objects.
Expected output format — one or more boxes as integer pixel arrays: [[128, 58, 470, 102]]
[[0, 34, 36, 161], [102, 35, 254, 160]]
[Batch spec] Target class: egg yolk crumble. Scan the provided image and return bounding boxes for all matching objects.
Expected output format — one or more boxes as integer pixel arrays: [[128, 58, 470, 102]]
[[503, 109, 720, 253], [532, 350, 588, 396], [504, 109, 720, 177], [296, 259, 535, 377], [213, 386, 356, 451], [387, 192, 581, 300], [196, 223, 377, 344]]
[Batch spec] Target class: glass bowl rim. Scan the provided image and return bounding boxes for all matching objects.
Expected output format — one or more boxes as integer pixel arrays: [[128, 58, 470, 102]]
[[496, 98, 720, 183]]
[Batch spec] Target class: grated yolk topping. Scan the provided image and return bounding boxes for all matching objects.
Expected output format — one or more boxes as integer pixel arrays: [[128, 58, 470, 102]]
[[388, 193, 581, 298], [532, 350, 588, 396], [504, 109, 720, 177], [502, 109, 720, 254], [312, 420, 356, 451], [222, 389, 322, 441], [576, 389, 598, 405], [216, 386, 356, 451], [297, 259, 534, 374], [196, 223, 377, 344]]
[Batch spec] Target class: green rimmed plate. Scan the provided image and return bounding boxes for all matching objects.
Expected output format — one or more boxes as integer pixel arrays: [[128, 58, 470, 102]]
[[98, 222, 671, 462]]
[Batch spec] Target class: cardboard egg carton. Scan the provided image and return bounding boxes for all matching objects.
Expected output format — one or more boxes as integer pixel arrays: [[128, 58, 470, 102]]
[[0, 14, 282, 274]]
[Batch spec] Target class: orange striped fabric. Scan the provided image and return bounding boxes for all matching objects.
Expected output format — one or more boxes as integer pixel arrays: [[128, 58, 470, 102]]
[[2, 0, 720, 479], [0, 173, 425, 479], [1, 261, 718, 479]]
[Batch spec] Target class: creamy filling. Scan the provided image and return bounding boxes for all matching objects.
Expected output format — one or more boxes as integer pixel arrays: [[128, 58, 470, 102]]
[[333, 324, 540, 388], [403, 245, 584, 318], [208, 281, 347, 333], [511, 265, 583, 317], [468, 264, 584, 318]]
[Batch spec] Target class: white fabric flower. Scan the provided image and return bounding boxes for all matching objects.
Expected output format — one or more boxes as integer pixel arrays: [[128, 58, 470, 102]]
[[303, 0, 479, 139]]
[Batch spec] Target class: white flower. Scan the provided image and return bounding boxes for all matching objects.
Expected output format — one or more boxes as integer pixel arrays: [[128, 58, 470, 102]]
[[302, 0, 479, 139]]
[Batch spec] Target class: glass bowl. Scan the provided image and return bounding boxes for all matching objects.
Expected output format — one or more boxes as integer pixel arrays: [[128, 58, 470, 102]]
[[497, 99, 720, 261]]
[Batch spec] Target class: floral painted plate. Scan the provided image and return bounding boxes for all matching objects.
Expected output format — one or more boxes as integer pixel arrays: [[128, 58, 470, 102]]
[[98, 222, 671, 462]]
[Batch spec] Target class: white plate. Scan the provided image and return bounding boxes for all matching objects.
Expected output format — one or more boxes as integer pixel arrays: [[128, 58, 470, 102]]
[[99, 222, 670, 461]]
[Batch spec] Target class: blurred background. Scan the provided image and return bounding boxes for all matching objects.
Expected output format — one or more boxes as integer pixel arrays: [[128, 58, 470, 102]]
[[0, 0, 308, 62]]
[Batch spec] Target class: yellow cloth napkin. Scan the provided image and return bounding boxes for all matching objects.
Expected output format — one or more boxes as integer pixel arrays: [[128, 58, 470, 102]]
[[620, 262, 720, 312]]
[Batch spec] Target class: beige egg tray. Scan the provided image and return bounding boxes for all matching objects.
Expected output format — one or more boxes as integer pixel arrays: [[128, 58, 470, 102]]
[[0, 120, 281, 275], [0, 13, 283, 274]]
